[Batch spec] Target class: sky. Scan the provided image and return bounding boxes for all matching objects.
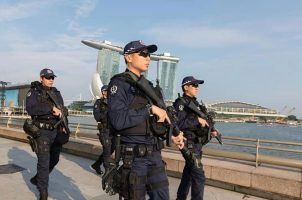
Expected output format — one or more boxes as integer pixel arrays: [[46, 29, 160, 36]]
[[0, 0, 301, 117]]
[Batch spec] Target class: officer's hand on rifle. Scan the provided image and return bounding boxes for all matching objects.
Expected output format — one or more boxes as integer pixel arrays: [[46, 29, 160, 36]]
[[172, 131, 185, 149], [52, 106, 62, 117], [211, 130, 218, 137], [198, 117, 209, 127], [151, 105, 171, 123]]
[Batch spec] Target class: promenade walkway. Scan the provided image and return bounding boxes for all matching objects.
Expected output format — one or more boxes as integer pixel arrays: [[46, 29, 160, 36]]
[[0, 137, 266, 200]]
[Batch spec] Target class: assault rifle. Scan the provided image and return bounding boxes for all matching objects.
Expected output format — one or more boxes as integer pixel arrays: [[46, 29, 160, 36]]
[[46, 90, 70, 135], [180, 97, 222, 145], [131, 74, 198, 166]]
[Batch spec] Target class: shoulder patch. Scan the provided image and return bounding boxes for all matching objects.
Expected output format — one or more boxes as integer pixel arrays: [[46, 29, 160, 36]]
[[179, 105, 184, 111], [26, 91, 31, 97], [110, 85, 118, 95]]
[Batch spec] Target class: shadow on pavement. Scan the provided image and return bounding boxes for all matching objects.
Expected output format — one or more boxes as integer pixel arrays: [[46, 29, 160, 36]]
[[8, 146, 86, 200], [62, 152, 103, 176]]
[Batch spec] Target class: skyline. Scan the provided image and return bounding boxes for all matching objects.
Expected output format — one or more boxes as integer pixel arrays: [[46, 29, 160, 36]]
[[0, 0, 301, 117]]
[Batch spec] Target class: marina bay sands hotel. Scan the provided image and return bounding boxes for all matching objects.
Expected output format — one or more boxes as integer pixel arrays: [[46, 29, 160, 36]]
[[82, 40, 179, 102], [80, 39, 286, 119]]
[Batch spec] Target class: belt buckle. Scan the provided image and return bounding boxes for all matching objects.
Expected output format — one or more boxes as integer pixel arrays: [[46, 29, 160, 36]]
[[137, 145, 146, 157], [124, 146, 134, 155], [146, 145, 153, 155]]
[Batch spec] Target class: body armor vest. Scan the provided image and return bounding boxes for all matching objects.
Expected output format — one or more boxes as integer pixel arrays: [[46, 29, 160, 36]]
[[111, 72, 168, 137], [179, 96, 209, 138], [111, 73, 151, 136]]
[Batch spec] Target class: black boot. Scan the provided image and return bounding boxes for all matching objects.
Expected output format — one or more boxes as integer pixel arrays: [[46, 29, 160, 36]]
[[39, 190, 48, 200], [30, 175, 37, 186], [90, 162, 103, 175]]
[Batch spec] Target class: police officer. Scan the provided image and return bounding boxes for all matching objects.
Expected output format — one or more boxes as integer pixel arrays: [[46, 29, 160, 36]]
[[174, 76, 217, 200], [107, 40, 184, 200], [26, 68, 67, 200], [91, 85, 112, 175]]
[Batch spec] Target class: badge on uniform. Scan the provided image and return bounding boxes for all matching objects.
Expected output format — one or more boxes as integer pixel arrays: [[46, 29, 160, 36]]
[[179, 105, 184, 111], [27, 91, 31, 97], [110, 85, 117, 95], [130, 86, 136, 93]]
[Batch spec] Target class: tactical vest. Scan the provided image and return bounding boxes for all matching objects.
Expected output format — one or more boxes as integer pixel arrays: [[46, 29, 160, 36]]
[[99, 99, 108, 125], [178, 96, 209, 138], [111, 73, 152, 136], [110, 72, 168, 137], [30, 81, 58, 122]]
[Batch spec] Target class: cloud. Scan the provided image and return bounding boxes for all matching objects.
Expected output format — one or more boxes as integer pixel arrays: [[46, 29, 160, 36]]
[[142, 23, 267, 48], [68, 0, 98, 33], [0, 0, 105, 101], [74, 0, 97, 19], [0, 1, 53, 22]]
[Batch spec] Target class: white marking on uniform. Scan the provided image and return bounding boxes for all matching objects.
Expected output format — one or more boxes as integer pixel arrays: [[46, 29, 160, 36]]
[[179, 105, 184, 111], [110, 85, 117, 95]]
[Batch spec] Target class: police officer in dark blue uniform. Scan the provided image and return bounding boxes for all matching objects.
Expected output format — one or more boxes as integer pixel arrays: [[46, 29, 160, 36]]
[[91, 85, 112, 175], [26, 68, 68, 200], [174, 76, 218, 200], [108, 40, 184, 200]]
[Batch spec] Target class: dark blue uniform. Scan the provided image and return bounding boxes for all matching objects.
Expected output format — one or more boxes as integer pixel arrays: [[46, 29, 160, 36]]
[[92, 98, 113, 171], [174, 94, 206, 200], [26, 81, 65, 195], [108, 71, 169, 200]]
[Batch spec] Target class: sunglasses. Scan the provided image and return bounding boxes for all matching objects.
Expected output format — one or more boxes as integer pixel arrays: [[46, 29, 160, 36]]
[[138, 51, 150, 58], [190, 83, 199, 88], [44, 76, 55, 80]]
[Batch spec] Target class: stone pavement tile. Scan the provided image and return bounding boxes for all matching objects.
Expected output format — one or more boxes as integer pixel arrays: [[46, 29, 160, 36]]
[[0, 137, 267, 200]]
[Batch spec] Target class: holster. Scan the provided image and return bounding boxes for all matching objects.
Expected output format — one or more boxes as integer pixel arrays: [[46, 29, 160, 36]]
[[23, 119, 40, 138], [120, 146, 134, 199], [27, 136, 38, 152]]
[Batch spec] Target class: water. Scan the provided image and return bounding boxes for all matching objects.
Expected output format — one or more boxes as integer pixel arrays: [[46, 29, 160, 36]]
[[209, 122, 302, 159], [69, 116, 302, 159]]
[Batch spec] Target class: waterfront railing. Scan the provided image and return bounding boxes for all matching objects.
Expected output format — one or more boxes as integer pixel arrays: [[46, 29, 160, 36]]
[[1, 116, 302, 169]]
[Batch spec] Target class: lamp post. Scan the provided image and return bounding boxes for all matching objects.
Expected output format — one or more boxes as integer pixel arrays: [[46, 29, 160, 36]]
[[0, 81, 8, 108]]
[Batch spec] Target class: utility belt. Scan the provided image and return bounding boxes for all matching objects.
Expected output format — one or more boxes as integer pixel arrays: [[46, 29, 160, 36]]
[[121, 143, 163, 158], [33, 121, 55, 130]]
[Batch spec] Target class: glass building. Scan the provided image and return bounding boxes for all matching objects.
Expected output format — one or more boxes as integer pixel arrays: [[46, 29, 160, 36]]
[[97, 48, 120, 85], [158, 60, 178, 101]]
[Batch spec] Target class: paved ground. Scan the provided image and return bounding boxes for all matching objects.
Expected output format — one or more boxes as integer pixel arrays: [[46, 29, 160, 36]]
[[0, 137, 266, 200]]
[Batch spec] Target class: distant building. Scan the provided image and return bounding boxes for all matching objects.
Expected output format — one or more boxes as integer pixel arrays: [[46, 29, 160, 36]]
[[97, 42, 120, 85], [208, 101, 286, 118], [158, 54, 178, 101], [0, 83, 30, 108], [82, 102, 94, 113], [68, 100, 90, 111]]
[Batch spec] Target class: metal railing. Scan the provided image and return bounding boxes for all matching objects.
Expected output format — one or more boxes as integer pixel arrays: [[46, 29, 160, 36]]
[[1, 116, 302, 169]]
